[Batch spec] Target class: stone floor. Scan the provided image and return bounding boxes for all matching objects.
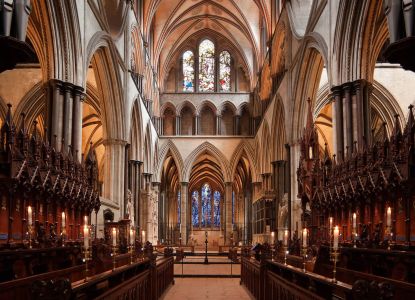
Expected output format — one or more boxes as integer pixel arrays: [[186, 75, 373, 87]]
[[160, 278, 254, 300], [174, 262, 240, 275]]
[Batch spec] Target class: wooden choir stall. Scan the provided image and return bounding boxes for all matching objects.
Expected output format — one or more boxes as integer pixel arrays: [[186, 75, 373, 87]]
[[0, 105, 174, 299], [241, 101, 415, 300]]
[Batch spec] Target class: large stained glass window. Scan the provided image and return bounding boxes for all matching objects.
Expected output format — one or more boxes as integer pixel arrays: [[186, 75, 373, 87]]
[[177, 191, 181, 224], [201, 183, 212, 227], [213, 191, 221, 227], [182, 50, 194, 92], [219, 51, 231, 91], [191, 191, 199, 226], [199, 40, 215, 92]]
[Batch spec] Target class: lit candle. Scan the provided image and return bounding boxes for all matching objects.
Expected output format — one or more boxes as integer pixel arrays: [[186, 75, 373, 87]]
[[333, 226, 339, 250], [387, 207, 392, 227], [271, 231, 275, 244], [83, 225, 89, 249], [302, 228, 307, 247], [142, 230, 146, 243], [84, 215, 88, 225], [352, 213, 357, 231], [329, 217, 333, 233], [130, 228, 134, 245], [309, 146, 313, 159], [284, 230, 288, 247], [62, 212, 66, 228], [112, 227, 117, 247], [27, 206, 32, 226]]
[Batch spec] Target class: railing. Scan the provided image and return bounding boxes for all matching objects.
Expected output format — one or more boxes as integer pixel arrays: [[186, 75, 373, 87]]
[[241, 257, 353, 300]]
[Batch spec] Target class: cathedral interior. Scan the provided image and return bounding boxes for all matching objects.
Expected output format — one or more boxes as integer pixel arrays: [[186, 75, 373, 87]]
[[1, 0, 415, 299]]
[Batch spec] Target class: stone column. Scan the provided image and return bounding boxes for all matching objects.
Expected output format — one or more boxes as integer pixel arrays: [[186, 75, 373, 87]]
[[331, 86, 343, 160], [175, 116, 181, 135], [363, 82, 373, 146], [195, 114, 200, 135], [180, 182, 188, 244], [102, 139, 127, 219], [343, 83, 353, 155], [72, 86, 84, 162], [133, 161, 142, 228], [62, 83, 74, 152], [216, 115, 221, 135], [142, 173, 152, 242], [50, 79, 64, 150], [224, 182, 233, 245], [234, 114, 240, 135]]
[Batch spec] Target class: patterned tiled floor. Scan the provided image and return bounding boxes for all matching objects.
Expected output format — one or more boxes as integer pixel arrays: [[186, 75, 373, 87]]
[[160, 278, 254, 300]]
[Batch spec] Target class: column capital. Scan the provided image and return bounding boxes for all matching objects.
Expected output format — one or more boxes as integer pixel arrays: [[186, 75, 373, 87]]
[[130, 159, 143, 165], [225, 182, 233, 187], [342, 82, 353, 92], [62, 82, 75, 93], [330, 85, 342, 97], [180, 182, 189, 186]]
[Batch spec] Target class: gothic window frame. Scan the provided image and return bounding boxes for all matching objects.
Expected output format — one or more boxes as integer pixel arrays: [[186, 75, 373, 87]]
[[191, 183, 222, 230], [179, 37, 234, 93]]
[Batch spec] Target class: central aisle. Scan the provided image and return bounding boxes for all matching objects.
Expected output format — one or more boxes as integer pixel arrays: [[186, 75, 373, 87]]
[[160, 278, 254, 300]]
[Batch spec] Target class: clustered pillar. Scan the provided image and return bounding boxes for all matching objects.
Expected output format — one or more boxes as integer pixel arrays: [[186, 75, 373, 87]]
[[180, 182, 188, 244], [331, 79, 372, 160], [48, 79, 85, 159], [225, 182, 233, 245]]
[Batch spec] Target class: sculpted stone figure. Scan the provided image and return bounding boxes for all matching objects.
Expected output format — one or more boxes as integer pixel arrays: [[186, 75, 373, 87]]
[[125, 189, 134, 223]]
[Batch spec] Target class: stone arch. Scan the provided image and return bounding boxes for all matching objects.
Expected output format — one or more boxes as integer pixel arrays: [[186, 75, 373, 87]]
[[143, 122, 153, 174], [155, 140, 184, 183], [182, 142, 231, 182], [130, 99, 144, 161], [218, 101, 237, 115], [271, 94, 286, 161], [229, 140, 259, 183], [85, 31, 125, 141], [259, 121, 272, 174], [12, 82, 45, 135], [196, 100, 218, 116], [291, 34, 328, 142], [333, 0, 388, 84], [177, 101, 196, 116], [160, 101, 178, 116]]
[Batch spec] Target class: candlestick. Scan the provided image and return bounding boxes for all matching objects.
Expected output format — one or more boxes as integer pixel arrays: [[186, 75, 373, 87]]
[[333, 226, 339, 251], [112, 227, 117, 247], [386, 207, 391, 228], [112, 244, 117, 271], [27, 206, 32, 226], [83, 246, 91, 282], [284, 230, 288, 247], [302, 228, 307, 248]]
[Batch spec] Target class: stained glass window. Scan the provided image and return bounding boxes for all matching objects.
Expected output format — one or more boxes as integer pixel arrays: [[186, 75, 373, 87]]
[[201, 183, 212, 227], [177, 191, 181, 224], [182, 50, 195, 92], [199, 40, 215, 92], [192, 190, 199, 226], [213, 191, 221, 227], [219, 51, 231, 91]]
